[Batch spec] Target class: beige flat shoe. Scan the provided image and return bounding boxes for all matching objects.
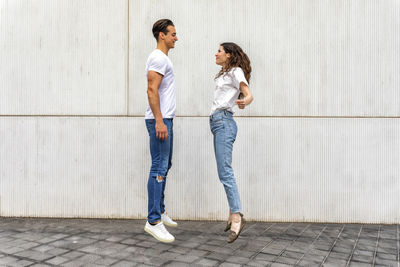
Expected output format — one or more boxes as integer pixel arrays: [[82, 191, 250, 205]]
[[227, 213, 246, 243]]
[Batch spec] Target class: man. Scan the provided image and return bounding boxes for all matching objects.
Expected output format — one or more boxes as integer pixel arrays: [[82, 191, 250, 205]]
[[143, 19, 178, 243]]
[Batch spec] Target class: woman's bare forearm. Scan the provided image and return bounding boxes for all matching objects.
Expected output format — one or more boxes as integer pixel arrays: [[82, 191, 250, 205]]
[[240, 83, 253, 106]]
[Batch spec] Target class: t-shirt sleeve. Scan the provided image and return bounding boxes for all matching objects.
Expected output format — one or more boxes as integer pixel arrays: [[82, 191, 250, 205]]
[[232, 67, 249, 89], [147, 55, 167, 76]]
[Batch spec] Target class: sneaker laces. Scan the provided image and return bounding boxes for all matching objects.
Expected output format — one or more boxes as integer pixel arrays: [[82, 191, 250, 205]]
[[158, 222, 169, 234]]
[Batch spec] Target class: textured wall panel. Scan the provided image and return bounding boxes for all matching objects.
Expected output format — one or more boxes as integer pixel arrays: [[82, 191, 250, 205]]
[[0, 0, 128, 115], [1, 117, 399, 223], [0, 117, 149, 217], [129, 0, 400, 117]]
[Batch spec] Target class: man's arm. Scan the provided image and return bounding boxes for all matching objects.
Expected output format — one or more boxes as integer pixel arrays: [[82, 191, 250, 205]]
[[236, 82, 253, 109], [147, 70, 168, 140]]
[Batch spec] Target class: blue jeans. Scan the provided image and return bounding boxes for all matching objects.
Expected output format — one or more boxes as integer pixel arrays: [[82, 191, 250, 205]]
[[209, 110, 241, 213], [145, 118, 173, 223]]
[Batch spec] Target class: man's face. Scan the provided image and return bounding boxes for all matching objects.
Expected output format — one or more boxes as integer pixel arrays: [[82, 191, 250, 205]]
[[160, 25, 178, 49]]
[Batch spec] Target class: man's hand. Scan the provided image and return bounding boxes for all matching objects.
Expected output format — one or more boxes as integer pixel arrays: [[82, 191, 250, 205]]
[[156, 121, 168, 140]]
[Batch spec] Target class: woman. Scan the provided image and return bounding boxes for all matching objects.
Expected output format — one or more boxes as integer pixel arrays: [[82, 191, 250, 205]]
[[210, 42, 253, 243]]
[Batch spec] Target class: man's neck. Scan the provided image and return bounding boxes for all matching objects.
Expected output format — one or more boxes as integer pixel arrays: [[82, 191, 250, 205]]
[[156, 43, 169, 56]]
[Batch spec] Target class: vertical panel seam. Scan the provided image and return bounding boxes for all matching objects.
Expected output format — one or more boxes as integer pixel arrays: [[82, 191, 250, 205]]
[[126, 0, 130, 115]]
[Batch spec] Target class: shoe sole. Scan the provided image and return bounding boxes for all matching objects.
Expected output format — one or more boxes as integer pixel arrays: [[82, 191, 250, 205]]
[[224, 222, 231, 232], [144, 227, 175, 243], [163, 221, 178, 228]]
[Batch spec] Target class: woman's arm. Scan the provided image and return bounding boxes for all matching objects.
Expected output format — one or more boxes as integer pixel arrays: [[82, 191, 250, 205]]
[[236, 82, 253, 109]]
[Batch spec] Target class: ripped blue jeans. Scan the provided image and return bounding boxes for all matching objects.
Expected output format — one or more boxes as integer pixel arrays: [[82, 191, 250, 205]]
[[145, 118, 173, 223]]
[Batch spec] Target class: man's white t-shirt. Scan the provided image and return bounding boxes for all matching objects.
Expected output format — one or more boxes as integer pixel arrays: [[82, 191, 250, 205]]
[[145, 49, 176, 119], [210, 67, 249, 115]]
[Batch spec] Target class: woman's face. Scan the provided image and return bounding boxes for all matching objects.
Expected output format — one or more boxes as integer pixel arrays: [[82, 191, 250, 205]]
[[215, 46, 230, 67]]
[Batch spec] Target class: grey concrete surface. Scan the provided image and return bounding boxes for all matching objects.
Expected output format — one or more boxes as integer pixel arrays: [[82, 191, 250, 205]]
[[0, 218, 399, 266]]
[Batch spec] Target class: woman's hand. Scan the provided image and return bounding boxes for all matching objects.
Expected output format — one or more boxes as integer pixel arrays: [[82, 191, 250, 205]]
[[236, 82, 253, 109], [236, 99, 247, 109]]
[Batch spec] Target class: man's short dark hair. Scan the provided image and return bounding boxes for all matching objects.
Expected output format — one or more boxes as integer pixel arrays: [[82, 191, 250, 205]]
[[152, 19, 174, 41]]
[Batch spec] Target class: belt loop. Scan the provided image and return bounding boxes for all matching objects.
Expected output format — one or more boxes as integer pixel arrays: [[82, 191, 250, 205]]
[[224, 110, 227, 116]]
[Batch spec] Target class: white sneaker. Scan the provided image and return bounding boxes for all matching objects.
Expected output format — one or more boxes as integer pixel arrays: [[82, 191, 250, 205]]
[[162, 213, 178, 227], [144, 221, 175, 243]]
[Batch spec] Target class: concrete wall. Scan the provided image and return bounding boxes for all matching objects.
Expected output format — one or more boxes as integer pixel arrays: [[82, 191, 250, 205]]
[[1, 0, 399, 223]]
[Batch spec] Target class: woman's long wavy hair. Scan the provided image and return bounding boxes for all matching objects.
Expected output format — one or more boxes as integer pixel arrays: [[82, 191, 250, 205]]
[[215, 42, 251, 84]]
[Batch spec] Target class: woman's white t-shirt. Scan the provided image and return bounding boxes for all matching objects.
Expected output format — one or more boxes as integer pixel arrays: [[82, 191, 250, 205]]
[[145, 49, 176, 119], [210, 67, 249, 115]]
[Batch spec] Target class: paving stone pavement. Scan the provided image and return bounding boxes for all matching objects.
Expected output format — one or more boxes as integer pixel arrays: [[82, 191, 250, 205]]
[[0, 218, 399, 266]]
